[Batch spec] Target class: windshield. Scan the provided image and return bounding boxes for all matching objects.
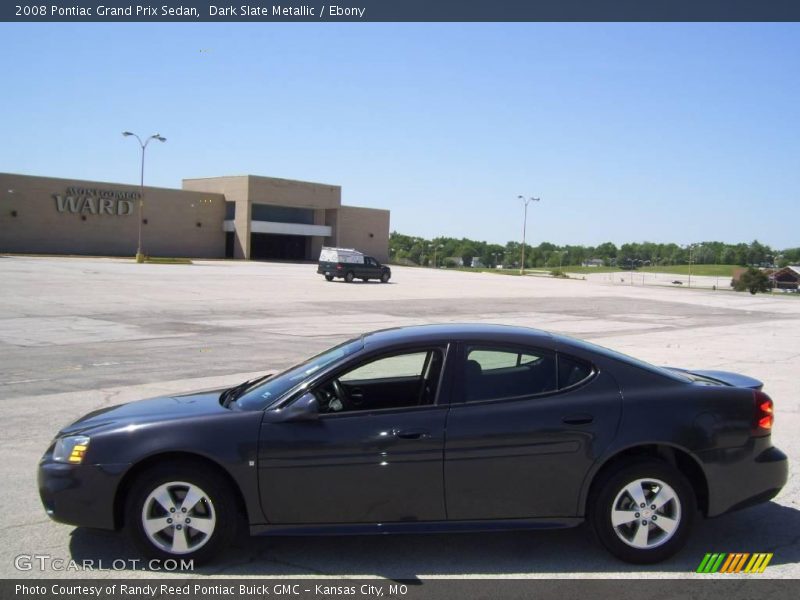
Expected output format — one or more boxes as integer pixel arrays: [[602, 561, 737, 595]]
[[235, 337, 363, 410]]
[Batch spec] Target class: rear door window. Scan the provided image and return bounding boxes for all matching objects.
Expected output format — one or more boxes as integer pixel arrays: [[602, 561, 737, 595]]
[[465, 346, 557, 402]]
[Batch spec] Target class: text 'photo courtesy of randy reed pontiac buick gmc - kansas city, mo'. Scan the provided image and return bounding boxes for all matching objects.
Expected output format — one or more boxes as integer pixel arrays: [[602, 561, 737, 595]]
[[38, 324, 788, 565]]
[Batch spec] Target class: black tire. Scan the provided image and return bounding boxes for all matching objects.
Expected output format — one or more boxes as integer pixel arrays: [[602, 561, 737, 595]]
[[324, 275, 334, 281], [589, 459, 696, 564], [125, 463, 240, 564], [344, 271, 354, 283], [380, 272, 390, 283], [361, 278, 369, 282]]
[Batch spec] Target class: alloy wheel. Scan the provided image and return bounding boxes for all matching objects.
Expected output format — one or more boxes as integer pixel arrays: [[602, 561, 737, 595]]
[[141, 481, 216, 554], [610, 477, 681, 549]]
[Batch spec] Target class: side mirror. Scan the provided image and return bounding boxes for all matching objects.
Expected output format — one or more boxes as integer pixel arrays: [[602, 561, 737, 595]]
[[264, 392, 319, 423]]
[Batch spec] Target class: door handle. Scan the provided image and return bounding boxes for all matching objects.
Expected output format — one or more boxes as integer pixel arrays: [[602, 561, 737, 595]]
[[562, 414, 594, 425], [393, 429, 431, 440]]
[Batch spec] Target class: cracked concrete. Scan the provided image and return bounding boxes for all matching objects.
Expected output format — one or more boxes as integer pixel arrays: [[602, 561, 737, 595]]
[[0, 256, 797, 579]]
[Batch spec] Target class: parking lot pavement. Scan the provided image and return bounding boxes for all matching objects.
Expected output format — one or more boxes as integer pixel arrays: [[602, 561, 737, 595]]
[[1, 255, 798, 579]]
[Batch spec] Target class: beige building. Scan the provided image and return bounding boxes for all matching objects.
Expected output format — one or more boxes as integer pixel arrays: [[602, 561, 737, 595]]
[[0, 172, 390, 262]]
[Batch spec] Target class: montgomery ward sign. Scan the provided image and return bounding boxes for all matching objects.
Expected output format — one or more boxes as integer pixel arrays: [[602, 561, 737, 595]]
[[53, 187, 141, 216]]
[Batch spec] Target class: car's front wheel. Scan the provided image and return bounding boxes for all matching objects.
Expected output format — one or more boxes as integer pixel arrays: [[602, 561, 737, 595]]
[[590, 460, 696, 564], [125, 464, 239, 564], [380, 272, 390, 283]]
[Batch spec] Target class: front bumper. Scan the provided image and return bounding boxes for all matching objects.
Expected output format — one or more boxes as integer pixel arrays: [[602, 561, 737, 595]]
[[38, 459, 129, 530], [699, 441, 789, 517]]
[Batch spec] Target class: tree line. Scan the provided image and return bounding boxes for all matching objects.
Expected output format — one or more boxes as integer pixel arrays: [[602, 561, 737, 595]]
[[388, 233, 800, 269]]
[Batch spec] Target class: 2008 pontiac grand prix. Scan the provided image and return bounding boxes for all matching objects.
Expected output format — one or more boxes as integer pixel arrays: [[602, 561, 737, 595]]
[[38, 324, 788, 564]]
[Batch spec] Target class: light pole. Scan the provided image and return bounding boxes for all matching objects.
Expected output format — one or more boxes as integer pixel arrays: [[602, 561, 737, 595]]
[[518, 195, 540, 275], [432, 244, 443, 269], [687, 243, 697, 288], [123, 131, 166, 262], [773, 255, 783, 294]]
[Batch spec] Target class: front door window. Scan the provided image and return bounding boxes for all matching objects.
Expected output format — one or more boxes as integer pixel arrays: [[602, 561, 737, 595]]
[[316, 348, 444, 413]]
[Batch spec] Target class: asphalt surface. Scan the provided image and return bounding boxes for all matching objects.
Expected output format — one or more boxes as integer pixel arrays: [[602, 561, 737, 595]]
[[0, 256, 798, 579]]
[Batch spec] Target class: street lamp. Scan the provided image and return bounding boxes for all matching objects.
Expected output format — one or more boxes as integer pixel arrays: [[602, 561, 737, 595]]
[[517, 195, 540, 275], [773, 255, 783, 294], [432, 244, 443, 269], [123, 131, 166, 262]]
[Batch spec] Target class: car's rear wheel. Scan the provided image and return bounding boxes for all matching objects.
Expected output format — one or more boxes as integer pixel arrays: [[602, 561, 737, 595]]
[[590, 460, 695, 564], [324, 275, 334, 281], [344, 271, 354, 283], [380, 272, 390, 283], [125, 464, 239, 564]]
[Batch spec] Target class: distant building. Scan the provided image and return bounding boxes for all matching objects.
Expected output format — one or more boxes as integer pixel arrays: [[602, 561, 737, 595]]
[[1, 172, 390, 262], [770, 266, 800, 291], [582, 258, 604, 267]]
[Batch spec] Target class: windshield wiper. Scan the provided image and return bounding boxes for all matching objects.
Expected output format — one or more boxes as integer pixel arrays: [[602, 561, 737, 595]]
[[221, 374, 273, 408]]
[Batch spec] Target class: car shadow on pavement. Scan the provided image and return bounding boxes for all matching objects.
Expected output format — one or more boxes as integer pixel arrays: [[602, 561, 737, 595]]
[[67, 501, 800, 578]]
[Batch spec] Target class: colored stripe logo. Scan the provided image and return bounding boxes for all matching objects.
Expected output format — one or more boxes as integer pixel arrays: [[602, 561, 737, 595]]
[[696, 553, 773, 573]]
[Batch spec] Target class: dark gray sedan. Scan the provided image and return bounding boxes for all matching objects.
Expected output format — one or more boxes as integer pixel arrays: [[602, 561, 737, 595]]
[[38, 324, 787, 564]]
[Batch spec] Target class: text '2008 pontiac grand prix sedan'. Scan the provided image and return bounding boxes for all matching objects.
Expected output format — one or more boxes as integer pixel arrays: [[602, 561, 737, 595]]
[[39, 324, 788, 564]]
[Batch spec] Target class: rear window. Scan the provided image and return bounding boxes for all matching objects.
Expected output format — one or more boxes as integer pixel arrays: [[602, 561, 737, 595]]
[[558, 336, 689, 383]]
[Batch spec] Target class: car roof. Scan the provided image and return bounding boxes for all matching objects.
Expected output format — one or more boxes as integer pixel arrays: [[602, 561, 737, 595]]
[[362, 323, 553, 349]]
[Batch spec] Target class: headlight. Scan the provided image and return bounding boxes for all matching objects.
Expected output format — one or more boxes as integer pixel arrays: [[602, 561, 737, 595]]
[[53, 435, 91, 464]]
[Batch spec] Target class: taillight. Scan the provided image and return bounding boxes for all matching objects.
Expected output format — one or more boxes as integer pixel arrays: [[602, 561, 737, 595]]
[[336, 263, 343, 270], [753, 390, 774, 435]]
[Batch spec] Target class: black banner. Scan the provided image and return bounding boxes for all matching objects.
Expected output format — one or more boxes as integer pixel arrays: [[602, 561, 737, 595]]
[[3, 1, 800, 22], [4, 579, 800, 600]]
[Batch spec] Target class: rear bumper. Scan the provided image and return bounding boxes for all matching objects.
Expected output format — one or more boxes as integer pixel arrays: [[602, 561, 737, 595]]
[[38, 459, 128, 530], [699, 442, 788, 517], [317, 266, 340, 277]]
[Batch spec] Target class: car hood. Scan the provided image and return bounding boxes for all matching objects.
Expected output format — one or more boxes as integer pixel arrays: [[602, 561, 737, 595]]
[[59, 388, 229, 435], [666, 367, 763, 390]]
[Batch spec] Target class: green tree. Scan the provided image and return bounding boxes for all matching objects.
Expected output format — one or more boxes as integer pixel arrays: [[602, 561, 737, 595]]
[[460, 243, 478, 267], [782, 247, 800, 264], [747, 240, 771, 266], [733, 268, 771, 295], [595, 241, 617, 266], [721, 247, 736, 265], [390, 231, 796, 273]]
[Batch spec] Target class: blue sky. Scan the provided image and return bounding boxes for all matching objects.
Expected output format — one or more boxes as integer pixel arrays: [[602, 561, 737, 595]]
[[1, 23, 798, 248]]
